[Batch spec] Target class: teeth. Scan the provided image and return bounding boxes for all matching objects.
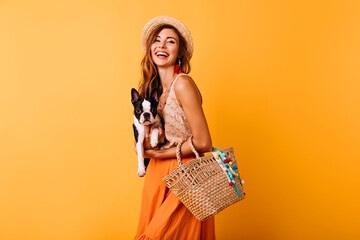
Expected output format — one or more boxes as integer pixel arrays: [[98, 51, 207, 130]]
[[157, 52, 168, 57]]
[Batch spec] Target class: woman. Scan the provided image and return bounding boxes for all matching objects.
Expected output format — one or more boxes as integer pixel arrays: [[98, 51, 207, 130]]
[[134, 16, 216, 240]]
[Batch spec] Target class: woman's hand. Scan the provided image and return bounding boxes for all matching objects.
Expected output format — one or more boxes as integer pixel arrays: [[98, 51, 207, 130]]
[[134, 141, 161, 158], [143, 149, 158, 158]]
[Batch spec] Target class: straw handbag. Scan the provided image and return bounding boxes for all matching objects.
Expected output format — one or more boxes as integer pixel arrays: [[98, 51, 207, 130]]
[[162, 136, 246, 221]]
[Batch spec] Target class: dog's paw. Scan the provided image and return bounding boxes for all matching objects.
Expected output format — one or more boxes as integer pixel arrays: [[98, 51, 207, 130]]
[[150, 137, 158, 148], [150, 129, 159, 148], [137, 168, 146, 177]]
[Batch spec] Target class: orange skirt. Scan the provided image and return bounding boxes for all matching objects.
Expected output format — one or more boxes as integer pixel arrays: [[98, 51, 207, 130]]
[[134, 156, 216, 240]]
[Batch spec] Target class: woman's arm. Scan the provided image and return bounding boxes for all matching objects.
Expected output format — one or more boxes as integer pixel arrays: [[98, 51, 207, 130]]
[[144, 75, 212, 159]]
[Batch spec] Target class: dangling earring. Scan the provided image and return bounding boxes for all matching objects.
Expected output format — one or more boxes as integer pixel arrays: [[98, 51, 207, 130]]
[[174, 58, 182, 74]]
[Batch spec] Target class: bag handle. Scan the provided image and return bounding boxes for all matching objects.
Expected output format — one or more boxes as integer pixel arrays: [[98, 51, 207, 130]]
[[176, 135, 201, 166]]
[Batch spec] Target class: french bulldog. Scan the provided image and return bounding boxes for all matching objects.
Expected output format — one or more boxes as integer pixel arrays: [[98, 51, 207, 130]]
[[131, 88, 164, 177]]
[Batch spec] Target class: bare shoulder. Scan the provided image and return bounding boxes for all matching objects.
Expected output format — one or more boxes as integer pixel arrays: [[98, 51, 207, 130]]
[[174, 74, 202, 103], [174, 74, 198, 93]]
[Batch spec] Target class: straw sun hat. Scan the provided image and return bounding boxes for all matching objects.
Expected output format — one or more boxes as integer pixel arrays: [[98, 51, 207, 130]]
[[141, 16, 194, 59]]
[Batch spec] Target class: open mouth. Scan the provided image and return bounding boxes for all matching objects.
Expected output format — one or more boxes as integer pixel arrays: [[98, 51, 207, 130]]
[[156, 51, 169, 58]]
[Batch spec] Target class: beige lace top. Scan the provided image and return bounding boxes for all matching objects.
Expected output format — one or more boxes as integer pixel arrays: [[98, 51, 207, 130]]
[[158, 73, 192, 149]]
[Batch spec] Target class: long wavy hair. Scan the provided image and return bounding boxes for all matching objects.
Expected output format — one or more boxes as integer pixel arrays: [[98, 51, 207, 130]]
[[138, 24, 191, 98]]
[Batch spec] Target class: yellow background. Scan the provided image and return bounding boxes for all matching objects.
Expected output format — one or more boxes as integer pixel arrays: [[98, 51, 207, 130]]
[[1, 0, 359, 239]]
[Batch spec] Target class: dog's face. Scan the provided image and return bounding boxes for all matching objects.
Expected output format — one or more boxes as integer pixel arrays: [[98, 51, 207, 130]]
[[131, 88, 159, 125]]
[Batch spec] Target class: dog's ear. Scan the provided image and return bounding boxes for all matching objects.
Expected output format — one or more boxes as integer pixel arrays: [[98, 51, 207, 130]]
[[131, 88, 140, 104], [150, 88, 159, 102]]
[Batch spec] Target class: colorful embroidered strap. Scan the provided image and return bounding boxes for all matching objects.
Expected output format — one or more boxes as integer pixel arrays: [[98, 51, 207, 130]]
[[212, 147, 243, 198]]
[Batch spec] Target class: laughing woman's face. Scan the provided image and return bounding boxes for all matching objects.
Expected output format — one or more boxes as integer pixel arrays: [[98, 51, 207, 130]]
[[151, 28, 180, 68]]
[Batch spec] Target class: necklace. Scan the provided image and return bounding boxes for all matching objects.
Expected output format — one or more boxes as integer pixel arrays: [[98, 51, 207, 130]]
[[159, 90, 170, 108]]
